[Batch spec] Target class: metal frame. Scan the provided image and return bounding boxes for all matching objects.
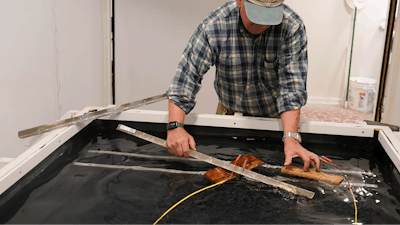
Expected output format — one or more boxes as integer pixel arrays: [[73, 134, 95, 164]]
[[106, 109, 376, 137], [1, 107, 399, 196], [378, 127, 400, 170]]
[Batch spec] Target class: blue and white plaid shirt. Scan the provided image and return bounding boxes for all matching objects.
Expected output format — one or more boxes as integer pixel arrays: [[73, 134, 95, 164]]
[[167, 1, 308, 117]]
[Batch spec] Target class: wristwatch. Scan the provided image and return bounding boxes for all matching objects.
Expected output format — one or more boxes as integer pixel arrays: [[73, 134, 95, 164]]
[[166, 121, 184, 130], [282, 132, 302, 143]]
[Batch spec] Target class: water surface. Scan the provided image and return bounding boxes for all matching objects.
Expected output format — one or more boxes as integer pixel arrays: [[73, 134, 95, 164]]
[[3, 122, 400, 224]]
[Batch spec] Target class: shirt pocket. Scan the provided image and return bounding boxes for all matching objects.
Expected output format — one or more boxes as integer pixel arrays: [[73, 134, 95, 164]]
[[261, 58, 279, 94]]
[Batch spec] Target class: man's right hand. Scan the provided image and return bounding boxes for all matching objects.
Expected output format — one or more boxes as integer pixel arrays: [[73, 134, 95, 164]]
[[166, 128, 196, 158]]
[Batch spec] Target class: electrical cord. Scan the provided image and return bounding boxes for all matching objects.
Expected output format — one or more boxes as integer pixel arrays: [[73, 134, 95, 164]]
[[320, 156, 358, 223], [153, 155, 243, 225]]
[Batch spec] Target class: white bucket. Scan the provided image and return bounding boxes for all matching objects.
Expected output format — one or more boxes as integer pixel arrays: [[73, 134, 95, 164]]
[[348, 77, 377, 112]]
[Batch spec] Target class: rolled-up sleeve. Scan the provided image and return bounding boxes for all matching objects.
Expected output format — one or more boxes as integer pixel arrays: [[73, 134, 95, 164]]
[[166, 24, 215, 114], [276, 22, 308, 114]]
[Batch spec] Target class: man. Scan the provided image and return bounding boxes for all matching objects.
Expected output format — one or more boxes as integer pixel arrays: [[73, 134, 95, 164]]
[[165, 0, 320, 171]]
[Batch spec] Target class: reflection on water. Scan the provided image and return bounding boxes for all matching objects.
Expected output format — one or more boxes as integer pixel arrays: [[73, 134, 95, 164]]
[[5, 133, 400, 224]]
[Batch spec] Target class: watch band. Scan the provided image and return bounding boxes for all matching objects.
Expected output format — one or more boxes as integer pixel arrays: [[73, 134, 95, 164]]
[[282, 132, 302, 143], [166, 121, 184, 130]]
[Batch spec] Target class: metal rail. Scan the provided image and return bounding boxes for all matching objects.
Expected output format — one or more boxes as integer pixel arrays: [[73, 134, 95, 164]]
[[116, 124, 315, 199], [74, 162, 206, 175], [88, 150, 377, 188], [89, 150, 375, 177], [88, 150, 201, 162], [18, 94, 167, 138]]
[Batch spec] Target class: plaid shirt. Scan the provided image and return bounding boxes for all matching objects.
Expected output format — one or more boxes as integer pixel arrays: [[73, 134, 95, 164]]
[[166, 1, 308, 117]]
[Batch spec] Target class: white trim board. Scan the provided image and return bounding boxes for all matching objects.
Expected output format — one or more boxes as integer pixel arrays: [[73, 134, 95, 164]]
[[0, 108, 398, 196], [394, 132, 400, 142], [102, 0, 112, 106], [379, 128, 400, 172], [0, 123, 90, 196], [104, 109, 376, 138], [0, 109, 93, 196], [307, 97, 342, 105], [0, 158, 13, 170]]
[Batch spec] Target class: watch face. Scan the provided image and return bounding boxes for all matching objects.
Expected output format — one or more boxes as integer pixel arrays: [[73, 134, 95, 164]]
[[167, 122, 183, 130], [167, 122, 177, 130]]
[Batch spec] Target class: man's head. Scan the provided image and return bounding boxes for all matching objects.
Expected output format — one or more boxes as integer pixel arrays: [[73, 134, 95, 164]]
[[238, 0, 285, 25]]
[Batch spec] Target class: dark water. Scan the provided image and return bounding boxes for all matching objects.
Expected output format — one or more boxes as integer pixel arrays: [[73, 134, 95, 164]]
[[2, 121, 400, 224]]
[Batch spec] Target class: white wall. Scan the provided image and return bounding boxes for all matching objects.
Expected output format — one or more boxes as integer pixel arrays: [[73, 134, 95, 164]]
[[286, 0, 389, 105], [385, 64, 400, 127], [0, 0, 108, 158], [115, 0, 228, 113], [116, 0, 390, 112]]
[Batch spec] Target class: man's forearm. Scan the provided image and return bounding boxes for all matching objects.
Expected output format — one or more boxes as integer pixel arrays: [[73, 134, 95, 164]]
[[280, 109, 300, 135], [167, 99, 196, 157], [168, 99, 186, 124]]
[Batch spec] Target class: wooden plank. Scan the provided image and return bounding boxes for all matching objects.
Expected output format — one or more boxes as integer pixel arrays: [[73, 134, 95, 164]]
[[281, 165, 344, 185]]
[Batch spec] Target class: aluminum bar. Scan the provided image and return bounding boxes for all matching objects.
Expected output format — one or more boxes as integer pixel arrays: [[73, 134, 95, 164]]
[[88, 150, 201, 162], [18, 94, 167, 138], [117, 124, 315, 199], [74, 162, 206, 175], [262, 163, 375, 176]]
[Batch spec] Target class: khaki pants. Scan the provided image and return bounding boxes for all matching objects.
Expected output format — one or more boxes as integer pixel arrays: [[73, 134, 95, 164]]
[[216, 102, 280, 118], [216, 102, 234, 115]]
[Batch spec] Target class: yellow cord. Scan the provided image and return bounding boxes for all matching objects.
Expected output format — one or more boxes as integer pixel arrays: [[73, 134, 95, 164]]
[[321, 157, 358, 223], [349, 187, 358, 223], [343, 175, 358, 223], [153, 179, 227, 225]]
